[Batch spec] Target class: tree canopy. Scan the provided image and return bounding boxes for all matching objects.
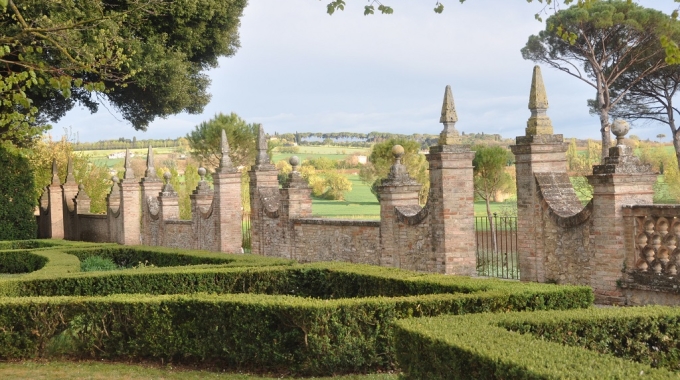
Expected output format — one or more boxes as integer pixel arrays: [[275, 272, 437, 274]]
[[1, 0, 247, 147], [522, 1, 678, 159], [186, 113, 257, 169]]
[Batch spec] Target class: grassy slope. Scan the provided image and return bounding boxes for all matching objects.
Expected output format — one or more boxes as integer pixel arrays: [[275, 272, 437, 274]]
[[0, 361, 396, 380]]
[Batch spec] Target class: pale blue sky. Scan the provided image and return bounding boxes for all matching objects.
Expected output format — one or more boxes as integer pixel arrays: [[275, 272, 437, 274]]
[[54, 0, 678, 143]]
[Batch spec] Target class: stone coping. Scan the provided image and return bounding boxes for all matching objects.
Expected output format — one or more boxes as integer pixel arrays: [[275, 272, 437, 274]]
[[293, 218, 380, 227], [622, 271, 680, 294], [164, 220, 193, 225], [395, 205, 429, 226], [78, 214, 108, 219]]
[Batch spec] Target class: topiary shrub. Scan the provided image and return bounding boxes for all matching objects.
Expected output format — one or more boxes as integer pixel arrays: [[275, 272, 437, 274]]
[[0, 144, 37, 240]]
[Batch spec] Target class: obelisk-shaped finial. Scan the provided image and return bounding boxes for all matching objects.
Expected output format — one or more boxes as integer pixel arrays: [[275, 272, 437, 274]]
[[51, 158, 60, 184], [439, 85, 460, 145], [255, 124, 271, 167], [123, 148, 135, 180], [65, 156, 76, 184], [144, 145, 158, 180], [526, 65, 553, 136], [218, 129, 235, 172]]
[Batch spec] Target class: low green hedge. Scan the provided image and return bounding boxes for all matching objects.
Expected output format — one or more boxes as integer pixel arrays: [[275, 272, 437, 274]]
[[0, 241, 595, 375], [0, 251, 48, 274], [65, 246, 235, 268], [394, 307, 680, 379], [0, 287, 591, 376]]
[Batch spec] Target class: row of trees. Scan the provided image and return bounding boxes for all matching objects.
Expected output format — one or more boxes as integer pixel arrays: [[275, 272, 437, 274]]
[[72, 138, 190, 152]]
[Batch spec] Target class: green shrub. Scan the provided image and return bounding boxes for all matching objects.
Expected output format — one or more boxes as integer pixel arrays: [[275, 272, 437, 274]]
[[0, 145, 37, 240], [394, 307, 680, 379], [0, 251, 47, 274], [80, 256, 118, 272]]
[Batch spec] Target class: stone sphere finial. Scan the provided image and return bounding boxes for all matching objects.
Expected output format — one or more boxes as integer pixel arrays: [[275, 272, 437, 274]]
[[111, 175, 119, 184], [78, 183, 85, 191], [289, 156, 300, 171], [163, 171, 171, 184], [198, 167, 206, 180], [392, 145, 405, 160], [612, 119, 630, 145]]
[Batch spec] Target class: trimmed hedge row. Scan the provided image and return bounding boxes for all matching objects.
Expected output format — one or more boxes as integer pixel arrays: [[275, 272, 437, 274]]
[[0, 287, 591, 376], [0, 251, 48, 274], [0, 259, 595, 305], [0, 241, 594, 375], [394, 307, 680, 379]]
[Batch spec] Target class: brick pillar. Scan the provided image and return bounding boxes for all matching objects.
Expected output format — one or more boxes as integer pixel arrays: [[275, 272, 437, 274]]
[[510, 65, 568, 283], [73, 184, 91, 241], [587, 120, 655, 304], [213, 164, 242, 254], [249, 124, 279, 256], [428, 145, 476, 275], [427, 85, 476, 275], [159, 171, 180, 221], [118, 149, 141, 245], [280, 156, 312, 259], [61, 157, 79, 240], [281, 157, 312, 220], [378, 145, 421, 268], [511, 135, 568, 282], [46, 159, 64, 239], [140, 146, 163, 246], [107, 176, 121, 242]]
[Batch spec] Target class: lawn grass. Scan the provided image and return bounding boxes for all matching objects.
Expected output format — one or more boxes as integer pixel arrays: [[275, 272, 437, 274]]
[[312, 175, 380, 219], [0, 361, 397, 380], [310, 176, 517, 219]]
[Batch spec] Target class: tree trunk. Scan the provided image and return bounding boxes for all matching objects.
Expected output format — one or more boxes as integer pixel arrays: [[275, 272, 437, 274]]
[[599, 108, 611, 162], [673, 128, 680, 172]]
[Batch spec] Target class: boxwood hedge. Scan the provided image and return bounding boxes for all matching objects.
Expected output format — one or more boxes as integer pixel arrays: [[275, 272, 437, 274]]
[[395, 307, 680, 379], [0, 240, 595, 376]]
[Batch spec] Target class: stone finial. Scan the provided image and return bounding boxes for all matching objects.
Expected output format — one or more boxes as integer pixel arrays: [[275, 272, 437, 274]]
[[612, 119, 630, 146], [255, 123, 270, 166], [526, 65, 553, 136], [51, 158, 60, 184], [285, 156, 307, 188], [65, 156, 76, 184], [592, 119, 650, 174], [289, 156, 300, 172], [381, 145, 418, 186], [218, 129, 235, 172], [439, 85, 460, 145], [161, 171, 177, 196], [145, 145, 157, 179], [108, 175, 120, 200], [440, 85, 458, 123], [76, 183, 90, 200], [194, 167, 211, 194], [123, 149, 135, 180]]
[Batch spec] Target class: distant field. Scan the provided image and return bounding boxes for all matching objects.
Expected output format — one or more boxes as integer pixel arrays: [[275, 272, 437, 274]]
[[310, 175, 514, 219], [273, 146, 369, 164], [312, 175, 380, 219]]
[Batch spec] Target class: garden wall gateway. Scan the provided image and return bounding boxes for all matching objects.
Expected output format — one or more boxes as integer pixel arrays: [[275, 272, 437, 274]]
[[36, 66, 680, 304]]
